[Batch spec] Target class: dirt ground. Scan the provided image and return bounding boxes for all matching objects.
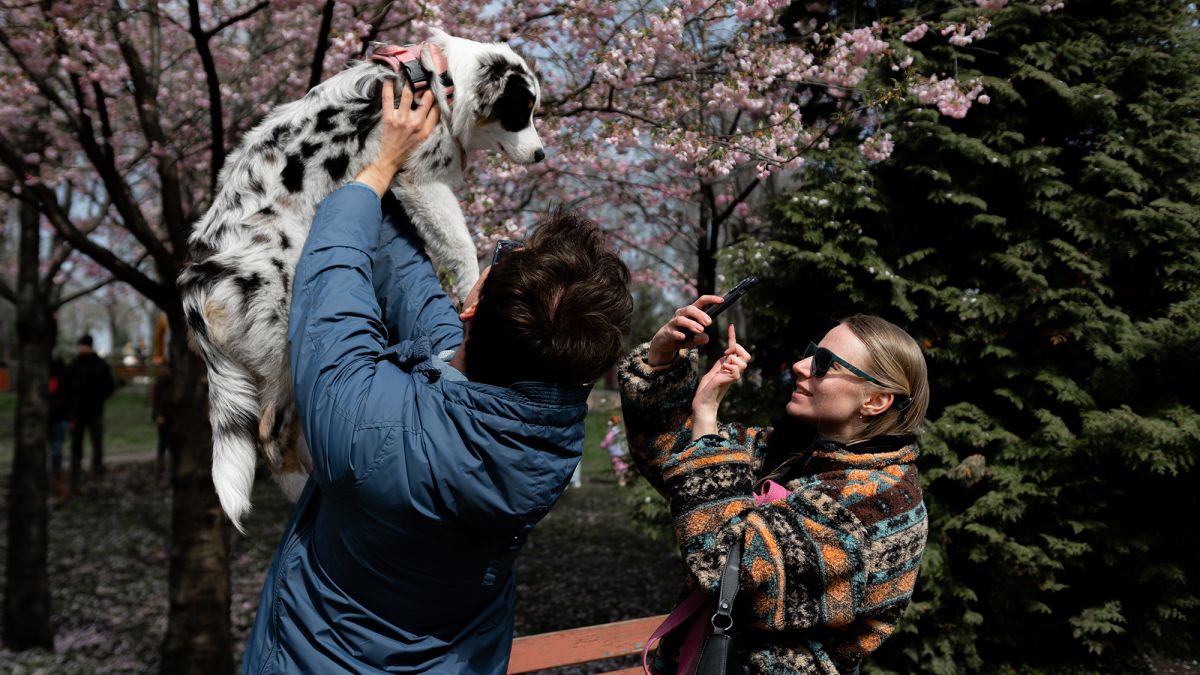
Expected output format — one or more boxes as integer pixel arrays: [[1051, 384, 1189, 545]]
[[0, 455, 682, 674]]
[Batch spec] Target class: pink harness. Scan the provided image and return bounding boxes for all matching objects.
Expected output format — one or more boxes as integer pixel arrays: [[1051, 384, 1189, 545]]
[[641, 480, 792, 674], [369, 42, 455, 105]]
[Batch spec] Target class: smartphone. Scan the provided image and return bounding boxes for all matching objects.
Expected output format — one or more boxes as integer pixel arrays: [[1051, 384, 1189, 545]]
[[705, 275, 761, 319]]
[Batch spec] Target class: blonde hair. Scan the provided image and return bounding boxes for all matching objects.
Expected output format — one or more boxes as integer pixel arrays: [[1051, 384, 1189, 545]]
[[841, 314, 929, 437]]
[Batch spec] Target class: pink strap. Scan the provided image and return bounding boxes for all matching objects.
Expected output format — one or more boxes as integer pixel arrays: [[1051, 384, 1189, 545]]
[[369, 43, 454, 104], [642, 481, 793, 674], [757, 479, 791, 504], [642, 588, 707, 674]]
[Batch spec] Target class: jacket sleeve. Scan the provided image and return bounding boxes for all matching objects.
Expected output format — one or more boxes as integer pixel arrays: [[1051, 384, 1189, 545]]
[[660, 435, 926, 644], [371, 192, 463, 355], [289, 182, 405, 493], [616, 342, 772, 495]]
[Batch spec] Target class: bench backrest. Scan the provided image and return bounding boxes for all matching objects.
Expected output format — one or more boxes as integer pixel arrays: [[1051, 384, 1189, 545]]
[[507, 613, 667, 674]]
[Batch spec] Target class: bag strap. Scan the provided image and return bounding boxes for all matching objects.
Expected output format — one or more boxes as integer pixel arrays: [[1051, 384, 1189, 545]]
[[711, 537, 744, 635], [690, 537, 745, 675]]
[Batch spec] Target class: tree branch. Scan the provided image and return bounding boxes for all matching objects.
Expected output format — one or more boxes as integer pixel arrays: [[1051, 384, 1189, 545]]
[[188, 0, 226, 192], [0, 138, 168, 309], [359, 0, 394, 53], [609, 230, 689, 281], [56, 274, 118, 308], [712, 177, 760, 229], [550, 104, 662, 127], [204, 0, 271, 38], [308, 0, 337, 91], [0, 29, 79, 127]]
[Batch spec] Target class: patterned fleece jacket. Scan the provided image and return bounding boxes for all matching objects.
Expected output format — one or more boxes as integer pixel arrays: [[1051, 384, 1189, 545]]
[[617, 344, 927, 674]]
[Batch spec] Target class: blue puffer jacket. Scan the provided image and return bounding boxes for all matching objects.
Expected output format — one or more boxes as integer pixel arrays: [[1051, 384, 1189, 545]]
[[242, 184, 589, 674]]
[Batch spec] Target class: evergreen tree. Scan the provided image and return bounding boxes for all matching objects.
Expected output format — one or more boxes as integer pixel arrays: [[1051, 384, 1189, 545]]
[[732, 1, 1200, 670]]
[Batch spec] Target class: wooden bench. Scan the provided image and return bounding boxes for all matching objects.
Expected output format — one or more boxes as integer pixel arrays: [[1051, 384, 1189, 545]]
[[508, 614, 666, 674], [115, 365, 154, 382]]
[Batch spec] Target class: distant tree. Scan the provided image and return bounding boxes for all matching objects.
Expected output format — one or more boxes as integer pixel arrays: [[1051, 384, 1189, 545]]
[[0, 129, 112, 651], [735, 0, 1200, 670]]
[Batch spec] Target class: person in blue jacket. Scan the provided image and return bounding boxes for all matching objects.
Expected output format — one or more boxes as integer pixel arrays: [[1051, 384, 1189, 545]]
[[243, 82, 633, 674]]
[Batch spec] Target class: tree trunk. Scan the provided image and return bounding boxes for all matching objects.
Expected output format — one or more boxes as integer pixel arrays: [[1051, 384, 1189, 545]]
[[697, 183, 720, 360], [159, 316, 232, 674], [3, 198, 54, 650]]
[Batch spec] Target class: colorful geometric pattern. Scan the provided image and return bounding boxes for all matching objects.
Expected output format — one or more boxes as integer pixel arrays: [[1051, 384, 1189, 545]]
[[618, 343, 928, 674]]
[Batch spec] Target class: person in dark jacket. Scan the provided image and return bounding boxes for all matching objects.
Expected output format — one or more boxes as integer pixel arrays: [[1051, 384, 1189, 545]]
[[48, 354, 70, 498], [242, 82, 633, 674], [150, 355, 173, 478], [66, 333, 115, 491]]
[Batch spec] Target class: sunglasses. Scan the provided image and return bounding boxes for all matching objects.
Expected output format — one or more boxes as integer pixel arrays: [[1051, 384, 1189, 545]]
[[491, 239, 524, 267], [801, 342, 913, 412]]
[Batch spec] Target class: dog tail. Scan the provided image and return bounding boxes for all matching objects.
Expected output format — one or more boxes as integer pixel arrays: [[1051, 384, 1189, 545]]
[[179, 277, 259, 534]]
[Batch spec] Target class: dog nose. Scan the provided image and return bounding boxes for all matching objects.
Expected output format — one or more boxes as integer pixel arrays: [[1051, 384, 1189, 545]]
[[533, 149, 545, 163]]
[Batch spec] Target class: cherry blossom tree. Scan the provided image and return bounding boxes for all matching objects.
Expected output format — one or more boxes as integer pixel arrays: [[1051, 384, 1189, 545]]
[[0, 129, 118, 650], [434, 0, 1016, 342], [0, 0, 1021, 666]]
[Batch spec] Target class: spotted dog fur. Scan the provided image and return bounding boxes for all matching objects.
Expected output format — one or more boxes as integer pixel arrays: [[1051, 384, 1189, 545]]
[[177, 29, 543, 531]]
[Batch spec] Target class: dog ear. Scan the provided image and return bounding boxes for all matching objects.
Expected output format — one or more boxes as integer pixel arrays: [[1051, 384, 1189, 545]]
[[425, 26, 448, 43]]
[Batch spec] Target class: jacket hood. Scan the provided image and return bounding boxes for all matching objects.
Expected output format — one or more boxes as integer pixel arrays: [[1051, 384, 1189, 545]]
[[370, 336, 591, 533]]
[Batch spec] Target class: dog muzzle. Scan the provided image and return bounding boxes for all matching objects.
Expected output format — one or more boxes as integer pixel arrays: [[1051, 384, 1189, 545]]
[[370, 42, 455, 106]]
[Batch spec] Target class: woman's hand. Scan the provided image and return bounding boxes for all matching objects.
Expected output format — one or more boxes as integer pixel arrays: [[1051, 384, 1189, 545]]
[[355, 79, 441, 197], [646, 294, 725, 367], [690, 324, 752, 439]]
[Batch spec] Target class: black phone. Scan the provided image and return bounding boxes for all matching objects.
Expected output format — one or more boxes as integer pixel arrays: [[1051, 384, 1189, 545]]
[[704, 275, 761, 319]]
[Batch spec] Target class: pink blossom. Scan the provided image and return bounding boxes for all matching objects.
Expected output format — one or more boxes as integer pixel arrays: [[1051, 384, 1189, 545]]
[[901, 24, 929, 43], [858, 132, 894, 161], [909, 76, 986, 118]]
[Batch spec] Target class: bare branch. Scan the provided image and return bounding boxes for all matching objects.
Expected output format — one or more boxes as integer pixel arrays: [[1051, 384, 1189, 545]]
[[359, 1, 391, 55], [712, 177, 761, 229], [549, 104, 662, 127], [609, 229, 689, 281], [204, 0, 271, 38], [0, 137, 168, 308], [56, 274, 117, 308], [308, 0, 337, 91], [188, 0, 226, 191], [0, 29, 79, 126]]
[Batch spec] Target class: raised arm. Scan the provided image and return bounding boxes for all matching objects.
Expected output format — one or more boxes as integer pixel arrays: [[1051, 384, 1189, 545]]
[[618, 298, 770, 494], [371, 194, 463, 354], [288, 82, 439, 491]]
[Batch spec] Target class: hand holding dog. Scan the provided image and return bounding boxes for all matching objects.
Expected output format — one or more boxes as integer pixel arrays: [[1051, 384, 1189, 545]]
[[356, 80, 440, 196], [690, 324, 752, 439]]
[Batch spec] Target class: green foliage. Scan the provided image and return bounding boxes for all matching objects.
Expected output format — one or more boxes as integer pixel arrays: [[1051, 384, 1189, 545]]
[[744, 0, 1200, 670]]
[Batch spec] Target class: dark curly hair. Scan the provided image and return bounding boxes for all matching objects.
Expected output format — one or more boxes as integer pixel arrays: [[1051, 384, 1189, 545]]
[[466, 207, 632, 387]]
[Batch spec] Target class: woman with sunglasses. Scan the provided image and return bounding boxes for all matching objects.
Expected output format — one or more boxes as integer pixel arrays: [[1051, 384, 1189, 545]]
[[617, 296, 929, 674]]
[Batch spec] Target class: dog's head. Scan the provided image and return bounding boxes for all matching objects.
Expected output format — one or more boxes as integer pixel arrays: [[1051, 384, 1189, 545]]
[[429, 30, 545, 165]]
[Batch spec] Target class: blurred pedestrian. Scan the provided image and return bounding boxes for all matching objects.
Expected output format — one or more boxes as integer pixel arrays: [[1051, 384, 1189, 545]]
[[150, 355, 173, 479], [66, 334, 115, 492], [48, 354, 70, 499], [601, 415, 631, 486]]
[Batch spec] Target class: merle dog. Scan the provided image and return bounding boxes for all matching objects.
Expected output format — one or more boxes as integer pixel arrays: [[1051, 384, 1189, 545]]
[[178, 29, 543, 531]]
